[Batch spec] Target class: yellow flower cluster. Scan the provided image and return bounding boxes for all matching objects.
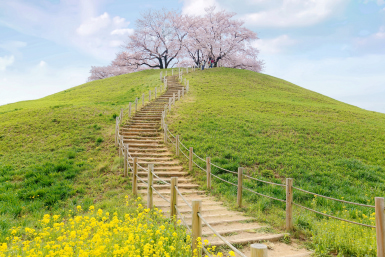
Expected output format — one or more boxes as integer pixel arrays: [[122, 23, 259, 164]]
[[0, 196, 233, 257], [1, 200, 191, 256]]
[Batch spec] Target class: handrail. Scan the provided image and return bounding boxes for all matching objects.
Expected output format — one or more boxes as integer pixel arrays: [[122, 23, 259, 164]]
[[197, 213, 247, 257], [293, 187, 375, 208], [175, 186, 193, 209], [175, 205, 191, 233], [243, 174, 285, 187], [293, 202, 375, 228], [152, 186, 171, 203]]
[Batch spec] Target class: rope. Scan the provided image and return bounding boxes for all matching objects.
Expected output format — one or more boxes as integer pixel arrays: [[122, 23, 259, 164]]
[[197, 213, 247, 257], [136, 174, 148, 185], [243, 186, 286, 203], [137, 163, 149, 172], [167, 128, 176, 139], [175, 186, 193, 209], [293, 203, 375, 228], [175, 206, 192, 233], [180, 141, 189, 151], [152, 186, 170, 203], [180, 148, 189, 160], [152, 172, 171, 185], [210, 163, 237, 175], [193, 152, 205, 162], [192, 160, 206, 173], [293, 187, 375, 208], [211, 173, 238, 187], [243, 174, 285, 187]]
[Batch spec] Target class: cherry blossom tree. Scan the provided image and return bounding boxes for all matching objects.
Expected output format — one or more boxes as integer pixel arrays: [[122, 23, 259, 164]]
[[181, 7, 263, 72], [88, 6, 263, 81]]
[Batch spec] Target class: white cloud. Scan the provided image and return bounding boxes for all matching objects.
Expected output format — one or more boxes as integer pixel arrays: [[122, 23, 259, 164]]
[[111, 28, 134, 36], [0, 55, 15, 71], [253, 35, 297, 54], [354, 26, 385, 54], [181, 0, 220, 16], [39, 61, 47, 67], [0, 1, 134, 61], [242, 0, 348, 27]]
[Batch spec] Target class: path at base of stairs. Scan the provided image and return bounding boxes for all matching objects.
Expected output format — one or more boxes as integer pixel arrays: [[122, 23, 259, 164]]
[[121, 75, 312, 257]]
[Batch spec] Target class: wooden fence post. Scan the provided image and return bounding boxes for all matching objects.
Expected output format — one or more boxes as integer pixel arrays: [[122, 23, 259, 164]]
[[164, 124, 167, 144], [206, 157, 211, 189], [176, 135, 180, 156], [135, 98, 138, 112], [178, 90, 181, 100], [173, 93, 176, 105], [182, 87, 185, 97], [115, 118, 118, 147], [170, 177, 178, 223], [250, 244, 267, 257], [189, 147, 193, 171], [286, 178, 293, 231], [237, 167, 243, 208], [132, 157, 138, 196], [192, 200, 202, 255], [119, 135, 122, 159], [376, 197, 385, 257], [155, 87, 157, 99], [124, 144, 128, 177], [147, 164, 154, 209], [128, 102, 131, 118], [168, 98, 172, 111]]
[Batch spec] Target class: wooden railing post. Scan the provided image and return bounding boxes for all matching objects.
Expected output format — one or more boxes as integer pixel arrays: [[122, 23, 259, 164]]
[[286, 178, 293, 231], [189, 147, 193, 171], [135, 98, 138, 112], [128, 102, 131, 118], [173, 93, 176, 105], [176, 135, 180, 156], [182, 87, 185, 97], [124, 144, 128, 177], [168, 98, 172, 111], [178, 90, 181, 100], [237, 167, 243, 208], [115, 118, 118, 147], [119, 135, 122, 159], [155, 87, 157, 99], [164, 124, 167, 143], [250, 243, 267, 257], [147, 164, 154, 209], [192, 200, 202, 255], [132, 157, 138, 196], [376, 197, 385, 257], [170, 177, 178, 223], [206, 157, 211, 189]]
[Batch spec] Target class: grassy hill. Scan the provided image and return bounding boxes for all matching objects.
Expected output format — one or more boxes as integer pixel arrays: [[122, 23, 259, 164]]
[[168, 68, 385, 256], [0, 70, 162, 241]]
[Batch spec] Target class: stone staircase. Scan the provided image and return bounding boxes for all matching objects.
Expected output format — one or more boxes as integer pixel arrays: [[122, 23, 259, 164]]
[[121, 75, 312, 257]]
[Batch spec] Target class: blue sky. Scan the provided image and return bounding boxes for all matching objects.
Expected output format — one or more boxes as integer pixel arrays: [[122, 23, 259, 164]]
[[1, 0, 385, 113]]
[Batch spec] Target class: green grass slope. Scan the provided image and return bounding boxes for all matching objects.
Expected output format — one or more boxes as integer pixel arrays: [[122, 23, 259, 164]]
[[0, 69, 161, 240], [168, 68, 385, 255]]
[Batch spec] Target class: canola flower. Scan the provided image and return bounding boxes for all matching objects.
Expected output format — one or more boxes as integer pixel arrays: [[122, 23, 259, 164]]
[[0, 197, 231, 257]]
